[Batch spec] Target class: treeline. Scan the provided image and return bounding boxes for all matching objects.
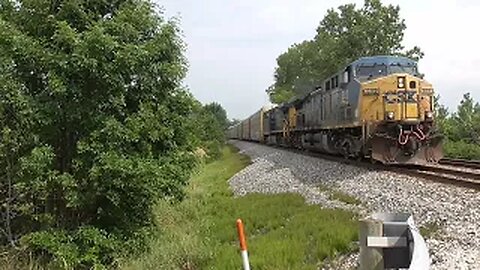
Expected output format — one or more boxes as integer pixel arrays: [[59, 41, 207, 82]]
[[0, 0, 227, 269], [268, 0, 423, 103], [436, 94, 480, 159]]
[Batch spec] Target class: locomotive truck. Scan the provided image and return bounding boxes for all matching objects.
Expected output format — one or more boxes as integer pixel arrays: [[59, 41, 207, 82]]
[[227, 55, 443, 165]]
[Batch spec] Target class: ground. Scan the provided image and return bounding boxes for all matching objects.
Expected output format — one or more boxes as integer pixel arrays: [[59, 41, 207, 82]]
[[229, 140, 480, 270], [123, 145, 359, 270]]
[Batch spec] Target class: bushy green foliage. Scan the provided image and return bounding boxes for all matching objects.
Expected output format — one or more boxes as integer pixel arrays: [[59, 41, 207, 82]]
[[269, 0, 423, 103], [22, 227, 117, 269], [191, 102, 227, 159], [436, 94, 480, 159], [443, 140, 480, 160], [203, 102, 228, 131], [0, 0, 227, 268], [124, 146, 358, 270]]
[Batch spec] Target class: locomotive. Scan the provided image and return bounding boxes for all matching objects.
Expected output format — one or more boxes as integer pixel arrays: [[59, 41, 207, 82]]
[[227, 55, 443, 165]]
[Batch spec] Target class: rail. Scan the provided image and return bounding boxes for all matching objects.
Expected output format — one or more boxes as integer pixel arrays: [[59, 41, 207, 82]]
[[390, 164, 480, 190], [439, 158, 480, 170], [233, 140, 480, 191], [272, 143, 480, 190]]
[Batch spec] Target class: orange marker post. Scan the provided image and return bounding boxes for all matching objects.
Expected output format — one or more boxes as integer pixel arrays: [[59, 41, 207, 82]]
[[236, 219, 251, 270]]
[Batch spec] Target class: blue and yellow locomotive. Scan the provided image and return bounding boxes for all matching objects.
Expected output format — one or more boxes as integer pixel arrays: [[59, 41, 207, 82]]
[[228, 55, 443, 165]]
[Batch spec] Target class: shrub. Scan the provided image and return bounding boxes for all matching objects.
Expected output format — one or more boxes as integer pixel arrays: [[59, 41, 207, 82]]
[[443, 140, 480, 160], [0, 0, 225, 268], [23, 227, 117, 269]]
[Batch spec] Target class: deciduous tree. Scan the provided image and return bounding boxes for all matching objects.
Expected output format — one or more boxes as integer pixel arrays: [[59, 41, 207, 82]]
[[269, 0, 423, 103], [0, 0, 212, 267]]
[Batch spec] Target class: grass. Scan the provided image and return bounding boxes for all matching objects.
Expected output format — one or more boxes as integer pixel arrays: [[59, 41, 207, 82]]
[[0, 249, 46, 270], [329, 191, 362, 205], [317, 184, 362, 206], [419, 221, 442, 239], [122, 145, 358, 270]]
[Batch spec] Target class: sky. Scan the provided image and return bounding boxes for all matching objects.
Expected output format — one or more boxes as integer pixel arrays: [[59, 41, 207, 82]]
[[157, 0, 480, 119]]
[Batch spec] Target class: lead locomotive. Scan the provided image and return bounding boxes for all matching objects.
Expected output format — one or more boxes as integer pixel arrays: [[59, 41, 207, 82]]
[[228, 56, 443, 165]]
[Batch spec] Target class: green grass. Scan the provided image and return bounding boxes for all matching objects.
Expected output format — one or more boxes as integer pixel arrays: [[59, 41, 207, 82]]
[[329, 191, 362, 205], [0, 249, 46, 270], [316, 184, 362, 206], [419, 221, 442, 239], [122, 145, 358, 270]]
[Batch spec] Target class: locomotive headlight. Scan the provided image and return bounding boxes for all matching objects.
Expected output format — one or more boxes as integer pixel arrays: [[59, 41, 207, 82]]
[[397, 76, 406, 89], [386, 111, 395, 120], [425, 111, 434, 119]]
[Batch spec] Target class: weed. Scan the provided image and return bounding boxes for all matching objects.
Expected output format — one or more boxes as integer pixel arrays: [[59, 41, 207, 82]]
[[316, 184, 362, 205], [123, 145, 358, 270], [419, 221, 442, 239], [329, 191, 362, 205]]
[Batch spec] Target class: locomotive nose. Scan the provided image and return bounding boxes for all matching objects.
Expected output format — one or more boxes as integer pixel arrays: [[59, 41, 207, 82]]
[[381, 76, 431, 123], [364, 73, 442, 165]]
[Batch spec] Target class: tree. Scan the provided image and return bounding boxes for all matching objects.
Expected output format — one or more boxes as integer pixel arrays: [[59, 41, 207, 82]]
[[203, 102, 228, 130], [269, 0, 423, 103], [0, 0, 204, 267], [437, 93, 480, 159], [434, 95, 450, 134], [228, 118, 241, 127], [449, 93, 480, 144]]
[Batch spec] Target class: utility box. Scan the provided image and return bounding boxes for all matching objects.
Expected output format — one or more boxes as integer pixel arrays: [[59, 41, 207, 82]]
[[359, 213, 430, 270]]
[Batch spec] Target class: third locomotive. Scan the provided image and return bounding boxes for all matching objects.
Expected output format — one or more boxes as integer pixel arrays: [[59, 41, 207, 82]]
[[228, 55, 443, 165]]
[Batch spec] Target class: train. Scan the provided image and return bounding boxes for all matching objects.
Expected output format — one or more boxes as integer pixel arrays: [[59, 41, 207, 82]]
[[227, 55, 443, 165]]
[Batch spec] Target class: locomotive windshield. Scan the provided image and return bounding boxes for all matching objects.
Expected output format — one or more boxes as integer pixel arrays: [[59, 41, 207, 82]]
[[356, 63, 418, 81], [356, 64, 387, 79], [353, 56, 419, 82], [389, 64, 417, 75]]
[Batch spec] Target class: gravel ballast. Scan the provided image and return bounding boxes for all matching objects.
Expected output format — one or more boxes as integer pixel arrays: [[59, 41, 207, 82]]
[[228, 140, 480, 270]]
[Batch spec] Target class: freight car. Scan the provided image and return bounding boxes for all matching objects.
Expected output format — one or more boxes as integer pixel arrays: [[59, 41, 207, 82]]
[[229, 106, 273, 142], [228, 55, 443, 165]]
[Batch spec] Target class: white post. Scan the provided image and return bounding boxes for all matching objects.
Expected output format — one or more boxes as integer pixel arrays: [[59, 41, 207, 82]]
[[236, 219, 251, 270]]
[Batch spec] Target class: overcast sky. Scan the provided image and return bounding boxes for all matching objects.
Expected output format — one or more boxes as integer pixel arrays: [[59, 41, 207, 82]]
[[157, 0, 480, 119]]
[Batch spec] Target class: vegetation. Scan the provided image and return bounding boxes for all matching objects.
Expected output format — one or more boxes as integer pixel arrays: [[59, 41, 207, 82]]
[[329, 191, 362, 206], [0, 0, 476, 268], [0, 0, 227, 268], [419, 221, 442, 239], [268, 0, 423, 103], [436, 94, 480, 159], [203, 102, 229, 131], [316, 185, 362, 206], [124, 146, 358, 270]]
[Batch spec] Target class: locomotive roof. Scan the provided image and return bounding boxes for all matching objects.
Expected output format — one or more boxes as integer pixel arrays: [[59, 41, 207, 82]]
[[351, 55, 417, 67]]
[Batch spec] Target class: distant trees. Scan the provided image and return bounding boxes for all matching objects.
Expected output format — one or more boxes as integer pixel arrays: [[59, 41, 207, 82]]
[[0, 0, 226, 268], [192, 102, 228, 159], [436, 94, 480, 159], [229, 118, 241, 128], [204, 102, 229, 130], [269, 0, 423, 103]]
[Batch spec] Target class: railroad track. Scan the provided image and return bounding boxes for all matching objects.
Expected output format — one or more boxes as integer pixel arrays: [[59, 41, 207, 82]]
[[234, 141, 480, 190], [261, 142, 480, 190], [390, 164, 480, 190], [439, 158, 480, 170]]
